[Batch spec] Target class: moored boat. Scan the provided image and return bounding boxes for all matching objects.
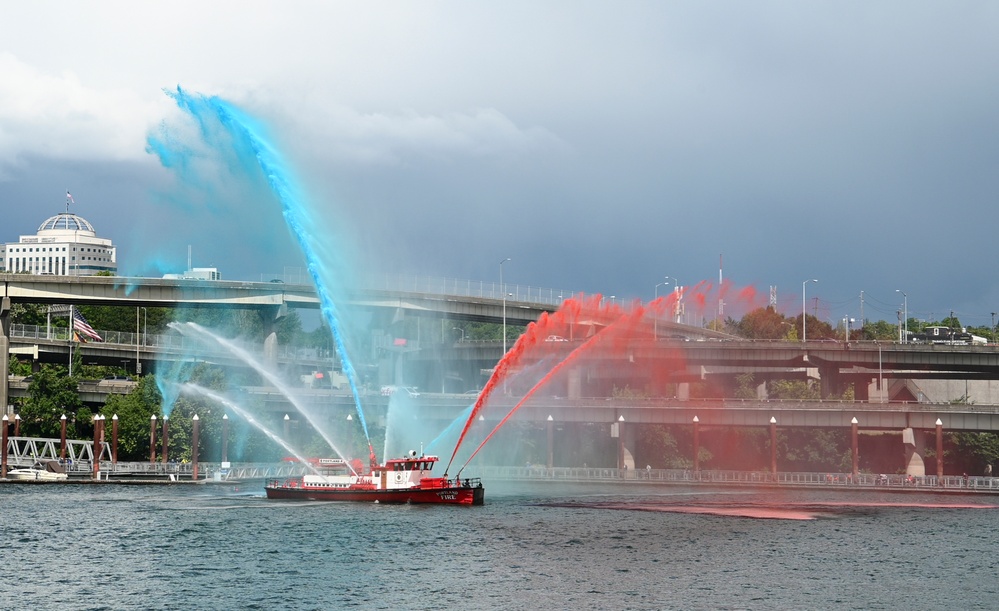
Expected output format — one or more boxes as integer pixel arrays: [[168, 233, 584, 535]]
[[6, 460, 69, 481], [265, 452, 484, 505]]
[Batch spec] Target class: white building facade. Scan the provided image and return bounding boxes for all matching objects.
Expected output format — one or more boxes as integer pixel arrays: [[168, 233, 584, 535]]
[[1, 213, 117, 276]]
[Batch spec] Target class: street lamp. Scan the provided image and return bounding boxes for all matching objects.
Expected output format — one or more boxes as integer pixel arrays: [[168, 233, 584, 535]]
[[896, 290, 907, 343], [655, 279, 669, 337], [452, 327, 465, 342], [500, 258, 511, 354], [843, 317, 855, 341], [802, 279, 817, 343], [665, 276, 679, 323]]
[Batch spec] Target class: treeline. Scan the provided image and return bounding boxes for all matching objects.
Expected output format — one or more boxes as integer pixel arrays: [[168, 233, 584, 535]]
[[723, 305, 993, 342]]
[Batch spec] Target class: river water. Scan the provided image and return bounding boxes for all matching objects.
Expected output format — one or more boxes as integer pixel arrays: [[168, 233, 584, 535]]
[[1, 480, 996, 610]]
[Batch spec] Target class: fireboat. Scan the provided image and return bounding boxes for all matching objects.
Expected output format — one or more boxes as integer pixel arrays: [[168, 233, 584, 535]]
[[264, 451, 484, 505]]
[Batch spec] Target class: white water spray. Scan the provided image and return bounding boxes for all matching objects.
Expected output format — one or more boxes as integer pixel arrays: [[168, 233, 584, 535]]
[[169, 321, 354, 466]]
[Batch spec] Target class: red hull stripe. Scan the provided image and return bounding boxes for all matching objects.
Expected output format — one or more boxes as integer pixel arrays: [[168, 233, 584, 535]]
[[265, 486, 484, 505]]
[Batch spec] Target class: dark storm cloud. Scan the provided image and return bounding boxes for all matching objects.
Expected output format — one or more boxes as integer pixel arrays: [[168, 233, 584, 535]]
[[2, 3, 999, 327]]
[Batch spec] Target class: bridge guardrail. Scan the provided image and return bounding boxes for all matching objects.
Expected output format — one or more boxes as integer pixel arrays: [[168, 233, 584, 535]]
[[477, 466, 999, 492]]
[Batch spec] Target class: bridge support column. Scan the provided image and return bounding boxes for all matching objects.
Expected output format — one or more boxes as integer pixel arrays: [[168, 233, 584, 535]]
[[1, 296, 10, 418], [567, 367, 582, 400], [853, 377, 870, 401], [902, 427, 926, 477], [261, 304, 287, 370], [819, 365, 843, 398], [613, 418, 635, 471], [676, 382, 690, 401]]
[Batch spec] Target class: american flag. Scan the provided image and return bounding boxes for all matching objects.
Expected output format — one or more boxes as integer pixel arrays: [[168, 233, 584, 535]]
[[73, 309, 103, 342], [66, 190, 74, 205]]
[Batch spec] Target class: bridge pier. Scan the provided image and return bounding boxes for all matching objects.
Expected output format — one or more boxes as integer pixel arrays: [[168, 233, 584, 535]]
[[819, 364, 843, 398], [614, 419, 635, 470], [568, 367, 582, 399], [260, 304, 287, 370], [853, 376, 871, 401], [902, 427, 927, 477]]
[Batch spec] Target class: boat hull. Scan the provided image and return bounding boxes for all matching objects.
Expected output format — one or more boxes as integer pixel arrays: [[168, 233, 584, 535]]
[[6, 469, 68, 481], [265, 484, 484, 505]]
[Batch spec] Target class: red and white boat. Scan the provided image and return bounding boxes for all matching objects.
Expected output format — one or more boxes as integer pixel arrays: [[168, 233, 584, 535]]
[[265, 452, 484, 505]]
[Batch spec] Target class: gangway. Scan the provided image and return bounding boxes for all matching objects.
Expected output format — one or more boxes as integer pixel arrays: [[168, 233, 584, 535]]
[[3, 436, 109, 468]]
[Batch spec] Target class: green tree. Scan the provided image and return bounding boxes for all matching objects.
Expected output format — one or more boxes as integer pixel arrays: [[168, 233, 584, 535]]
[[768, 379, 820, 401], [8, 356, 31, 377], [779, 429, 851, 472], [734, 373, 757, 399], [102, 377, 163, 461], [798, 313, 835, 340], [18, 364, 83, 438], [859, 320, 898, 341], [9, 303, 48, 326], [947, 432, 999, 476]]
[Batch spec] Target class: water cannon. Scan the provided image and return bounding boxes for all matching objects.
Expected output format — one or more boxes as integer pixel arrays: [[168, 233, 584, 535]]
[[368, 443, 378, 472]]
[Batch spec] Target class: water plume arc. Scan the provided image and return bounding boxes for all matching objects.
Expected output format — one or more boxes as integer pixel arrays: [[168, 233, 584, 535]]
[[150, 87, 376, 463], [179, 383, 337, 476], [169, 321, 354, 468], [457, 303, 652, 475]]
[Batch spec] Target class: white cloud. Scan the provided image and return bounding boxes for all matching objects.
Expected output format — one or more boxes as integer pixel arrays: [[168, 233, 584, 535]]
[[0, 52, 169, 173]]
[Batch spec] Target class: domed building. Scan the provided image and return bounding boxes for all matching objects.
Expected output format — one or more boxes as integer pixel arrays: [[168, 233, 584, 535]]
[[1, 212, 117, 276]]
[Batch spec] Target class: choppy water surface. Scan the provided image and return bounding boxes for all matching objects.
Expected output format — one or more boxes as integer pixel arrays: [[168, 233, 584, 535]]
[[2, 481, 996, 610]]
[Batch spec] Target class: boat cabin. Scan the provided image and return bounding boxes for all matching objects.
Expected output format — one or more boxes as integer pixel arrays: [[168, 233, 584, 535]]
[[384, 454, 439, 473]]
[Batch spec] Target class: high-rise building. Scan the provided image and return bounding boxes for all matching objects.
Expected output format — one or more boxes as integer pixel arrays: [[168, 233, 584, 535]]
[[1, 213, 117, 276]]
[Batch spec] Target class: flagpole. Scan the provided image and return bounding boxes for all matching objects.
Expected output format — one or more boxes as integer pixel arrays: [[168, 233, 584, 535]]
[[68, 305, 73, 376]]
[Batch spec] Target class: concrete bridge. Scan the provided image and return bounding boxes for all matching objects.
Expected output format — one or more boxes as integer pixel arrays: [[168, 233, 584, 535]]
[[7, 272, 999, 479]]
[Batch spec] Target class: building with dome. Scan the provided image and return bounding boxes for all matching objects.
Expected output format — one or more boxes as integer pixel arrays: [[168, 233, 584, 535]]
[[0, 212, 117, 276]]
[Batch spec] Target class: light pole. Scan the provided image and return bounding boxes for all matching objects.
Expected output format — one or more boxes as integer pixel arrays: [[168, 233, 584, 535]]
[[896, 289, 907, 343], [135, 307, 140, 374], [654, 279, 668, 338], [802, 279, 817, 343], [452, 327, 465, 342], [843, 317, 855, 341], [665, 276, 679, 323], [500, 258, 510, 354], [993, 312, 997, 345]]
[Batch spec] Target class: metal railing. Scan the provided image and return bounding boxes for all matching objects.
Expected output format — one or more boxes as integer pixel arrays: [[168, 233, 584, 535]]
[[476, 466, 999, 492], [8, 323, 327, 361], [262, 270, 586, 307]]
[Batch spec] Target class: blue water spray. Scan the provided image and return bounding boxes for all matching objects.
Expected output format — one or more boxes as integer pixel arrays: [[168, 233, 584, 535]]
[[148, 87, 376, 461]]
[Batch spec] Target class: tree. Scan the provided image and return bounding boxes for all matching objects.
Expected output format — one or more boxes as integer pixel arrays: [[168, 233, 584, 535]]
[[102, 376, 163, 461], [18, 364, 83, 438], [737, 307, 794, 340], [9, 303, 48, 327], [859, 320, 897, 341], [734, 373, 757, 399], [947, 432, 999, 476], [797, 313, 835, 340], [768, 379, 820, 401]]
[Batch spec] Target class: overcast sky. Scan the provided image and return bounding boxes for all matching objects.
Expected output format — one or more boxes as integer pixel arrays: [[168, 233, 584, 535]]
[[2, 2, 998, 328]]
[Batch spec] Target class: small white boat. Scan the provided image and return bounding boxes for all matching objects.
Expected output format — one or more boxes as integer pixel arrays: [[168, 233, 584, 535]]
[[6, 460, 69, 481]]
